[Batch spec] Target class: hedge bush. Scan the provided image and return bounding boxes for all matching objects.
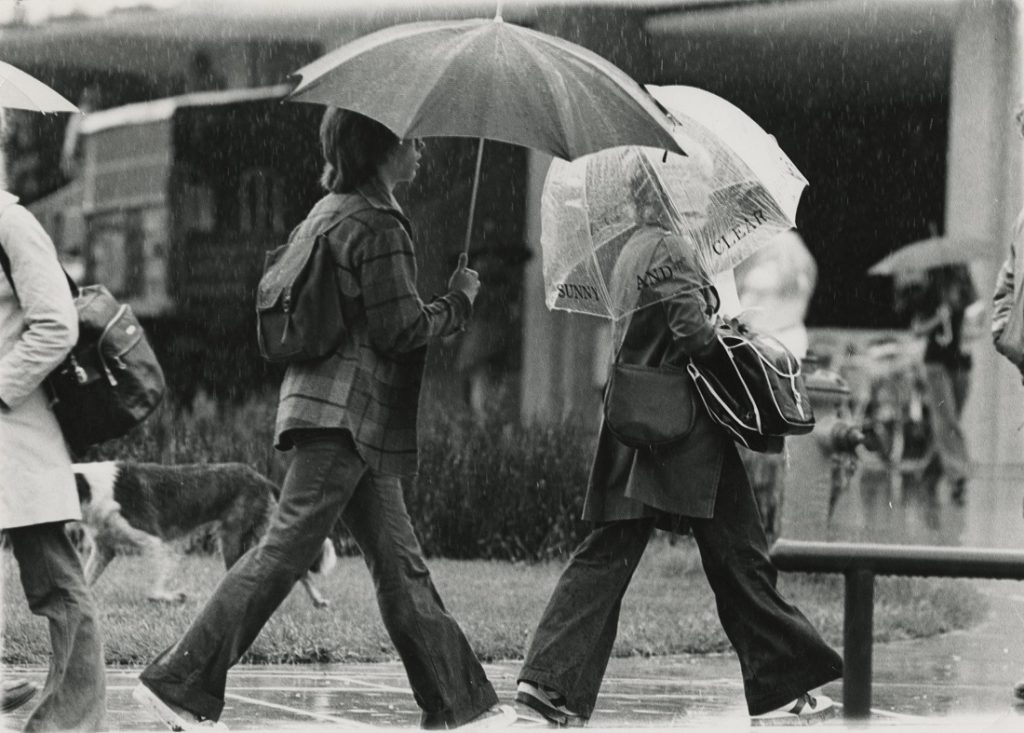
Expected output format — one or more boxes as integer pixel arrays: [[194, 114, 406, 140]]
[[410, 407, 593, 561]]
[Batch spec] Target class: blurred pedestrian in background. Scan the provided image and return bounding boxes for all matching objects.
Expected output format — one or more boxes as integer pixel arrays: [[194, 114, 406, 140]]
[[910, 264, 978, 504], [0, 109, 107, 732]]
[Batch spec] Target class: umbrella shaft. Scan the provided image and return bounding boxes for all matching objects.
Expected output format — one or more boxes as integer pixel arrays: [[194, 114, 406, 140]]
[[463, 137, 486, 255]]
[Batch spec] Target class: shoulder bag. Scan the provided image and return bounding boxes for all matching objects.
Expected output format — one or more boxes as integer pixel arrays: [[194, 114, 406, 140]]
[[603, 339, 696, 450], [686, 318, 814, 452]]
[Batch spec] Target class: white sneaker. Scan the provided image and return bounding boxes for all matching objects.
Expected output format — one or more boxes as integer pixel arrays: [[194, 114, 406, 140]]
[[459, 704, 517, 729], [132, 684, 228, 731], [751, 692, 835, 725]]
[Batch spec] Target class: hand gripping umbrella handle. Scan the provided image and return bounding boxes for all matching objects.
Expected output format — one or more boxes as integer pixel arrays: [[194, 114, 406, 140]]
[[463, 137, 486, 255]]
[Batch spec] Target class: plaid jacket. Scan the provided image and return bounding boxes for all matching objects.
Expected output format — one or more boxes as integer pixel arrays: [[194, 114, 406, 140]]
[[275, 182, 471, 477]]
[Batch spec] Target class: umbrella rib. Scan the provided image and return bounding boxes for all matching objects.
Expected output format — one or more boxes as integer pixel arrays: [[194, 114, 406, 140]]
[[524, 29, 664, 122], [513, 31, 577, 160], [405, 23, 501, 137]]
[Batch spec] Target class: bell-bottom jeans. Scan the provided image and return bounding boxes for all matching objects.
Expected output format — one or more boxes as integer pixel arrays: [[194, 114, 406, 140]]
[[519, 451, 844, 717], [8, 521, 107, 732], [140, 430, 498, 728]]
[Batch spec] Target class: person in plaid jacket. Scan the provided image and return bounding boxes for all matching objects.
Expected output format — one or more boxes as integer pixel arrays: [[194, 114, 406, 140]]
[[134, 109, 516, 730]]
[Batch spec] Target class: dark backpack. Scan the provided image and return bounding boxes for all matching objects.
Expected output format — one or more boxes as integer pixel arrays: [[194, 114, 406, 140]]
[[255, 199, 375, 364], [0, 225, 165, 456]]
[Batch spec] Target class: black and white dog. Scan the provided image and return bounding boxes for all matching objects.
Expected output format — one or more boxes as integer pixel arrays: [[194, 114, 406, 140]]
[[71, 461, 336, 605]]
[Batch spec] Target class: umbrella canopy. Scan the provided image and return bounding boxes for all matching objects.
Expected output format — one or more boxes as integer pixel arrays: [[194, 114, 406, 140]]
[[0, 61, 78, 113], [541, 88, 808, 321], [867, 235, 996, 276], [647, 85, 807, 272], [287, 17, 682, 160]]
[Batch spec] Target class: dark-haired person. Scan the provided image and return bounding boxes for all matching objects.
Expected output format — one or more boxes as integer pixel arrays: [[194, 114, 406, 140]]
[[133, 108, 514, 731], [0, 110, 107, 731]]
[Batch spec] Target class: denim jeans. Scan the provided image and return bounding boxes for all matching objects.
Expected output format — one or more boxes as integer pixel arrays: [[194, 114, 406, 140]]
[[140, 430, 497, 728], [519, 451, 843, 717], [8, 521, 107, 732]]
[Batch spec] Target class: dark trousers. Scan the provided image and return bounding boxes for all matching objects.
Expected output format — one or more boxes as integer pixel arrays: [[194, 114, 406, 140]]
[[140, 430, 497, 728], [8, 522, 107, 732], [519, 453, 843, 717]]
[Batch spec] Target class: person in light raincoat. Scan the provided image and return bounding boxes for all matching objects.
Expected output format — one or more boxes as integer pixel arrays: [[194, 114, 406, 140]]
[[0, 109, 107, 731], [991, 101, 1024, 704], [516, 157, 842, 726]]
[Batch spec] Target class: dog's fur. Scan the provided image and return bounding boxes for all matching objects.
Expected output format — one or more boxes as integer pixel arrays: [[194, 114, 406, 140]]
[[72, 461, 336, 605]]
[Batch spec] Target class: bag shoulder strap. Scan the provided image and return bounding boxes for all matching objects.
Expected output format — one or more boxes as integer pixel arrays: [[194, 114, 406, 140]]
[[0, 201, 22, 297], [0, 203, 79, 300]]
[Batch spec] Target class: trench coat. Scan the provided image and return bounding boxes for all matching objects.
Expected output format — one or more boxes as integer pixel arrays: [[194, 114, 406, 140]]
[[992, 210, 1024, 368], [582, 227, 731, 526], [0, 191, 80, 529]]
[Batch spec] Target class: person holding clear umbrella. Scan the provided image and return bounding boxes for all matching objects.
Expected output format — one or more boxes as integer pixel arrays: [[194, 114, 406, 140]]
[[516, 150, 842, 726]]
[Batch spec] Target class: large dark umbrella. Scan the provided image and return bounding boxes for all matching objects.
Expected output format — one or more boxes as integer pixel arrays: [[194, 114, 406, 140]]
[[286, 10, 683, 253]]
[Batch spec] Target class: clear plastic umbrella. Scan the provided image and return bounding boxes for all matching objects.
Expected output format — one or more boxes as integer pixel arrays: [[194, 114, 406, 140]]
[[542, 86, 807, 321]]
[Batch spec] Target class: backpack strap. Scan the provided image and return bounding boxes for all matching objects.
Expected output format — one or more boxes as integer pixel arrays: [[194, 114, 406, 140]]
[[0, 203, 79, 301], [0, 201, 20, 298]]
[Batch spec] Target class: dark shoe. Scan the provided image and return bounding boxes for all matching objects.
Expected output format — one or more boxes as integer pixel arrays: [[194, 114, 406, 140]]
[[515, 681, 586, 727], [751, 692, 835, 725], [132, 684, 227, 731], [1, 679, 37, 713], [1014, 679, 1024, 701]]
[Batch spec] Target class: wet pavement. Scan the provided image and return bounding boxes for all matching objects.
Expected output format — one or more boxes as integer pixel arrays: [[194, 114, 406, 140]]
[[4, 469, 1024, 731], [4, 577, 1024, 732]]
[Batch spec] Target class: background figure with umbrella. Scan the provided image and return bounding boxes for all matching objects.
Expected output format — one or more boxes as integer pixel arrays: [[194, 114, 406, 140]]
[[0, 65, 108, 729], [516, 130, 842, 725], [906, 266, 978, 506], [871, 237, 987, 507]]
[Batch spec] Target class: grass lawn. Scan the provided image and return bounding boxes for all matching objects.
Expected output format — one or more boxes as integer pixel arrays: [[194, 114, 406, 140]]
[[1, 537, 988, 665]]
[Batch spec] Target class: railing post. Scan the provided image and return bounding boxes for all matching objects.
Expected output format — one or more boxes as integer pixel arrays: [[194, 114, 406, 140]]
[[843, 567, 875, 719]]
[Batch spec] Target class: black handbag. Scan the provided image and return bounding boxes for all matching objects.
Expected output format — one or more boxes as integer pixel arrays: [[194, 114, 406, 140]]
[[604, 358, 696, 450], [686, 318, 814, 452], [0, 244, 165, 456]]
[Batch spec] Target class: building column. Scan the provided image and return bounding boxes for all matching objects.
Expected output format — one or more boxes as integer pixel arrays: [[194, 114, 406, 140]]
[[948, 0, 1024, 469]]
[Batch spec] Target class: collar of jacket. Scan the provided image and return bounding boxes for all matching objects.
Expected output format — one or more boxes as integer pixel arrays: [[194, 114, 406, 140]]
[[354, 178, 412, 235], [0, 191, 19, 208]]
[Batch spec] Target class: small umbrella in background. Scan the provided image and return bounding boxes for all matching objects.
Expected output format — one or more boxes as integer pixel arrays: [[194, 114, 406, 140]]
[[867, 235, 996, 276], [286, 8, 683, 253], [541, 87, 808, 321], [0, 61, 78, 113]]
